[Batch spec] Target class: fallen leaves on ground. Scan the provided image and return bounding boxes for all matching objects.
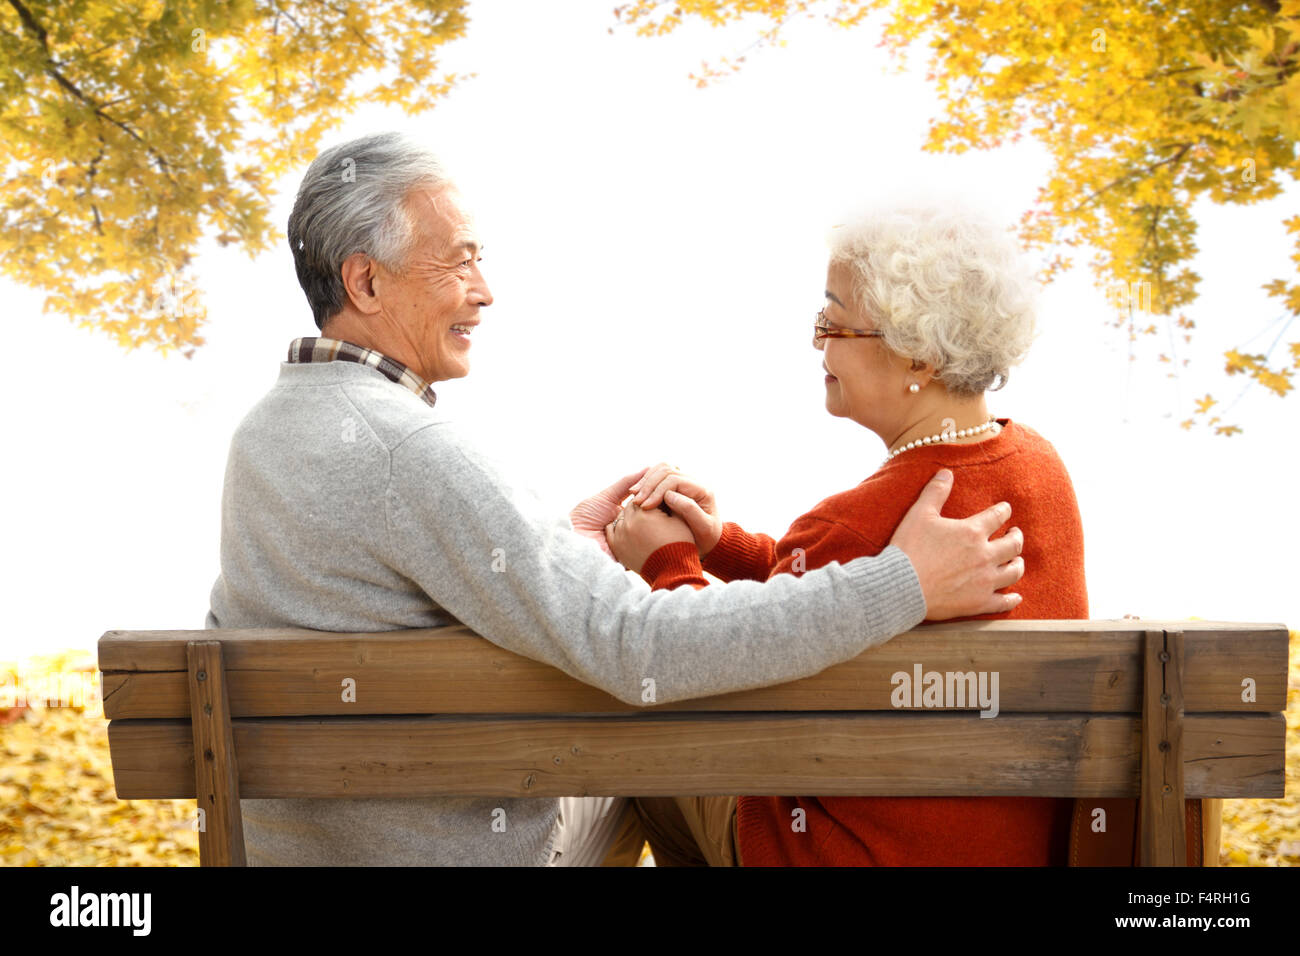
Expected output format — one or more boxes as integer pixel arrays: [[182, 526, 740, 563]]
[[1, 651, 197, 866]]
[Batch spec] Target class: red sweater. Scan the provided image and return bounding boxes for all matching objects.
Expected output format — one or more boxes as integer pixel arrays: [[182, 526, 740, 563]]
[[639, 418, 1088, 866]]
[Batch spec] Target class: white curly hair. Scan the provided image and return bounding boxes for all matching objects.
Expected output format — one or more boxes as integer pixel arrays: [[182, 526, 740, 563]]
[[826, 198, 1040, 396]]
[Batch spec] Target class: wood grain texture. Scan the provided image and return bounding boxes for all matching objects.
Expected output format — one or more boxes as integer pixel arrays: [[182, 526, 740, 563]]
[[106, 711, 1285, 800], [185, 642, 245, 866], [1140, 630, 1187, 866], [98, 622, 1290, 718], [1200, 798, 1223, 867]]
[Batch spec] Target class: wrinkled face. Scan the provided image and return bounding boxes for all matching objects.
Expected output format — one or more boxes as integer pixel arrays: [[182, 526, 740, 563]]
[[374, 186, 492, 383], [820, 259, 917, 437]]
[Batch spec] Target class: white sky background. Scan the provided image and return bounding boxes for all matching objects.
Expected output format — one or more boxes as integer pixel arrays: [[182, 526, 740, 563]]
[[2, 0, 1297, 661]]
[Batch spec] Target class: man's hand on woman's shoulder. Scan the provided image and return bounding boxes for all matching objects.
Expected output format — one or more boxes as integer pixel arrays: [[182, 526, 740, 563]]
[[889, 469, 1025, 620]]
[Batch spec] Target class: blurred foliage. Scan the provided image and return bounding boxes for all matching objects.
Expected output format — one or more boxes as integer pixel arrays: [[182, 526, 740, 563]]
[[1220, 626, 1300, 864], [0, 650, 196, 865]]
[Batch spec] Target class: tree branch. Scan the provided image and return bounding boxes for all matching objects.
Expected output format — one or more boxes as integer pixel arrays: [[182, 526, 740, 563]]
[[1070, 143, 1193, 214], [8, 0, 180, 182]]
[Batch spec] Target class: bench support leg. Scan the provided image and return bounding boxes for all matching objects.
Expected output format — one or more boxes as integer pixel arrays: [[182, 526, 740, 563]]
[[1201, 798, 1223, 866], [187, 641, 247, 866], [1140, 629, 1186, 866]]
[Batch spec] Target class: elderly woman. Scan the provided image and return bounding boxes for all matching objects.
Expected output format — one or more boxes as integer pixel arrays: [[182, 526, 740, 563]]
[[607, 200, 1088, 866]]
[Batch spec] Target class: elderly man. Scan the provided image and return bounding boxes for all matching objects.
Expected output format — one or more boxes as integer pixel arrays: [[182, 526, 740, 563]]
[[205, 131, 1025, 866]]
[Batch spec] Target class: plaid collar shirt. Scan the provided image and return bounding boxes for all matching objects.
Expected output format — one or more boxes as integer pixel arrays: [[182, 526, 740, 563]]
[[287, 336, 438, 408]]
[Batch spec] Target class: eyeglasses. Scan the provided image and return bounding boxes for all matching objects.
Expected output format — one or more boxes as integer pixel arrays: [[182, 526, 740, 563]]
[[813, 308, 885, 350]]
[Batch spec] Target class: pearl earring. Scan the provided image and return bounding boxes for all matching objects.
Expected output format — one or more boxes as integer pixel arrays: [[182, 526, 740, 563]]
[[908, 383, 920, 394]]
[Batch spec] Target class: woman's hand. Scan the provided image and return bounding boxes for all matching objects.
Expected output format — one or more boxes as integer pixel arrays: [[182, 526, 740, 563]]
[[630, 462, 724, 557], [605, 496, 696, 573], [570, 467, 649, 559]]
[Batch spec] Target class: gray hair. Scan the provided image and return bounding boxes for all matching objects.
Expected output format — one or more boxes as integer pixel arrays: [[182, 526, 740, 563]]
[[827, 199, 1039, 396], [287, 132, 450, 329]]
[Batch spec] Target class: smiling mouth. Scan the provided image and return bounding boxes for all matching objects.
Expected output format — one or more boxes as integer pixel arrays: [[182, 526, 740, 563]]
[[450, 324, 475, 339]]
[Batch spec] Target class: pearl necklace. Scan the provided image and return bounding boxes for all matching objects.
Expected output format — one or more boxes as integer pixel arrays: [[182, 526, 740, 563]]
[[885, 416, 1000, 464]]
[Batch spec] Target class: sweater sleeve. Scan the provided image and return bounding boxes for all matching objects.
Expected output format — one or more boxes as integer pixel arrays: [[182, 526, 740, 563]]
[[700, 521, 780, 582], [382, 421, 926, 707], [769, 514, 889, 578], [640, 541, 709, 591]]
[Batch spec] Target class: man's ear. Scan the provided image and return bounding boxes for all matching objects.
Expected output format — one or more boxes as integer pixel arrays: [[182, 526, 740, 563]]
[[340, 252, 383, 315]]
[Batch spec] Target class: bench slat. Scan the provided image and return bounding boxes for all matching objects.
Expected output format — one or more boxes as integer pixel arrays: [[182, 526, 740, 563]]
[[97, 622, 1290, 718], [106, 711, 1285, 800]]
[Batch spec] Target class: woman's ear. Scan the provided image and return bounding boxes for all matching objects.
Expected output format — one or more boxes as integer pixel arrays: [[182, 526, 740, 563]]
[[909, 357, 938, 387]]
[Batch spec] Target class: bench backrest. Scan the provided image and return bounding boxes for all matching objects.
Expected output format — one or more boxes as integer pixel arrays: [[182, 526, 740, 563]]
[[98, 619, 1290, 866]]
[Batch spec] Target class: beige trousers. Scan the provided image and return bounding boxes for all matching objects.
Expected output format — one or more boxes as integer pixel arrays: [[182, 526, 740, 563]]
[[557, 794, 741, 866], [628, 796, 742, 866]]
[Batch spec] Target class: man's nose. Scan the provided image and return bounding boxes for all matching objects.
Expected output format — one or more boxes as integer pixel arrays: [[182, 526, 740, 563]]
[[471, 267, 493, 307]]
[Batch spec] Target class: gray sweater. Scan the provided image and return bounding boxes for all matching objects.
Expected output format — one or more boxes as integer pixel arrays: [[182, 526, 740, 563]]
[[206, 359, 927, 865]]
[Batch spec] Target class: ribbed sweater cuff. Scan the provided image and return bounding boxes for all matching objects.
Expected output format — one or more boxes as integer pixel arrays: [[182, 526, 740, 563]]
[[700, 522, 771, 582], [846, 544, 928, 641], [640, 541, 708, 590]]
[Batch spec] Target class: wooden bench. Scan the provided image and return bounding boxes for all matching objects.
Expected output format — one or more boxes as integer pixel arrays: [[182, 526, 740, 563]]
[[97, 619, 1290, 866]]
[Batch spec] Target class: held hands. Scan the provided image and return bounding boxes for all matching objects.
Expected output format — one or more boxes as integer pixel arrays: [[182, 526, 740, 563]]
[[601, 461, 720, 573], [605, 493, 695, 573], [570, 467, 649, 559], [888, 469, 1026, 620], [628, 462, 723, 558]]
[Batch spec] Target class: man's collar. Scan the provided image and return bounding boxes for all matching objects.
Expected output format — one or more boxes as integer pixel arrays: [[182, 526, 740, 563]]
[[287, 336, 438, 408]]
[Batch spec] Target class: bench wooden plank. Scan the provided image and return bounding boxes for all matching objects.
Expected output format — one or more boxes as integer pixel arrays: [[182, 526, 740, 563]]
[[106, 711, 1285, 800], [98, 622, 1290, 718]]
